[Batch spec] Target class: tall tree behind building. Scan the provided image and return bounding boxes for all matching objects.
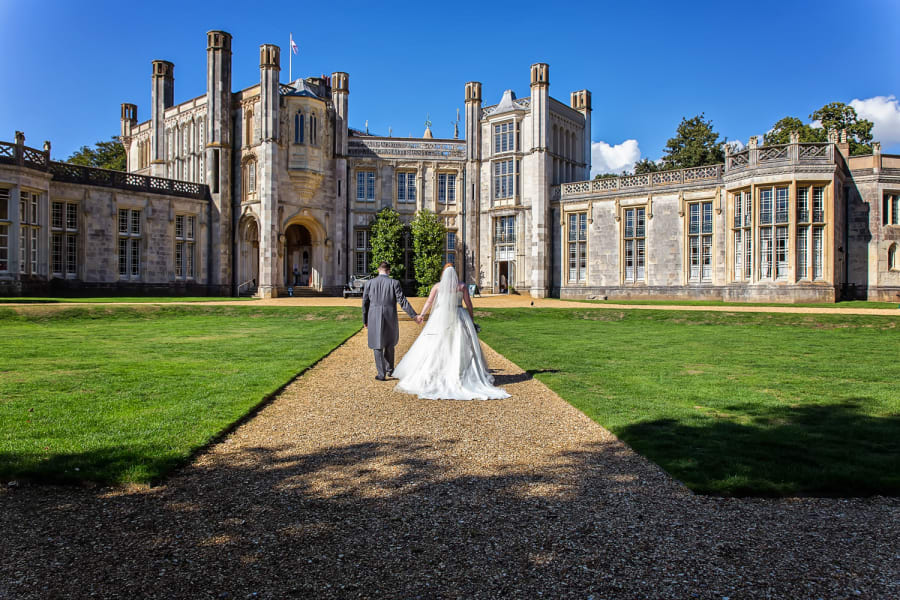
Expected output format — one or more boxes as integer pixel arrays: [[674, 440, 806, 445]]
[[67, 137, 126, 171], [763, 102, 873, 155], [661, 113, 725, 170]]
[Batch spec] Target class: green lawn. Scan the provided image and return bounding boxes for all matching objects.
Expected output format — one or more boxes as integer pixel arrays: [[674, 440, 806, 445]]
[[566, 298, 899, 310], [0, 296, 257, 304], [0, 305, 360, 484], [478, 308, 900, 496]]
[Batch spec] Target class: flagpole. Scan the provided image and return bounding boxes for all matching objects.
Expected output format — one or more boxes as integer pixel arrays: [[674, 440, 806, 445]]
[[289, 32, 292, 82]]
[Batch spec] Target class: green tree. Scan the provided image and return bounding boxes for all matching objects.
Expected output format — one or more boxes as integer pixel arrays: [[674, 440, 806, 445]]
[[810, 102, 873, 155], [67, 137, 127, 171], [763, 116, 826, 146], [661, 113, 725, 170], [593, 172, 619, 180], [632, 158, 663, 174], [368, 207, 405, 278], [410, 209, 446, 296], [763, 103, 874, 155]]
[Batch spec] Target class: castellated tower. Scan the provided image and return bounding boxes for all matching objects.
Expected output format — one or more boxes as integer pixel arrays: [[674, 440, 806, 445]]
[[331, 71, 350, 287], [570, 90, 591, 180], [257, 43, 281, 298], [150, 60, 173, 178], [331, 72, 349, 157], [464, 81, 483, 283], [119, 103, 137, 171], [528, 63, 551, 298], [205, 30, 233, 293]]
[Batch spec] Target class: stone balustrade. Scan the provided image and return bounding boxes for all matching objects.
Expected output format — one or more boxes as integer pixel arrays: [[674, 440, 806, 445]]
[[556, 164, 723, 200], [0, 136, 210, 200]]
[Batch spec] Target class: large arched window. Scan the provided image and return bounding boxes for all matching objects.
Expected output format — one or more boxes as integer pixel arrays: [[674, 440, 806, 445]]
[[890, 244, 898, 271], [294, 111, 305, 144], [243, 158, 257, 201], [244, 108, 254, 146]]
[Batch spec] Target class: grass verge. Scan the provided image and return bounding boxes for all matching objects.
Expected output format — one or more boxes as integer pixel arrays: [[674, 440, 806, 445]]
[[0, 305, 360, 485], [0, 296, 257, 304], [477, 308, 900, 496]]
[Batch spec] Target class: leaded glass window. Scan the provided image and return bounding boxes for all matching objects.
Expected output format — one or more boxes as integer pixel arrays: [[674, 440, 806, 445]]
[[568, 212, 587, 283], [689, 201, 713, 282], [397, 172, 416, 204], [356, 170, 375, 202], [624, 207, 646, 283], [494, 122, 514, 154], [118, 208, 141, 278], [493, 160, 514, 201]]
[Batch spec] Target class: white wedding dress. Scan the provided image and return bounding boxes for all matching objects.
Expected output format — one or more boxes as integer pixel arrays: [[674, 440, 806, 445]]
[[393, 266, 509, 400]]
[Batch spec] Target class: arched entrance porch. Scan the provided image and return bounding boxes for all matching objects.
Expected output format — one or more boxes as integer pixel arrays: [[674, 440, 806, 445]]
[[238, 216, 259, 295], [282, 217, 326, 291]]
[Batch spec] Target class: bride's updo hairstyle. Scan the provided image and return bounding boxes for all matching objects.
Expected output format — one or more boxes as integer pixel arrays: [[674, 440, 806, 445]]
[[442, 262, 454, 273]]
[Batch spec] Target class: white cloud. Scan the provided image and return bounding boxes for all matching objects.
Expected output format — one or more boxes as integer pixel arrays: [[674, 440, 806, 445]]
[[850, 95, 900, 146], [591, 139, 641, 177]]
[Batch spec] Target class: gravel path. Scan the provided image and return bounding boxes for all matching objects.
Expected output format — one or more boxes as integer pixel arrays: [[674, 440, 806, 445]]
[[2, 324, 898, 599]]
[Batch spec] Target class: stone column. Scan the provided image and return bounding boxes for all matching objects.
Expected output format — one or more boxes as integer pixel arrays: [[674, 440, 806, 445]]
[[331, 72, 349, 288], [205, 31, 233, 294], [529, 63, 551, 298], [150, 60, 173, 178], [464, 81, 482, 284], [257, 43, 281, 298], [570, 90, 591, 180]]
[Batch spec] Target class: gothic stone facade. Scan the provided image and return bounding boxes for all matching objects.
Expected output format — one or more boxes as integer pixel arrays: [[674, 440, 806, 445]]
[[2, 29, 899, 302]]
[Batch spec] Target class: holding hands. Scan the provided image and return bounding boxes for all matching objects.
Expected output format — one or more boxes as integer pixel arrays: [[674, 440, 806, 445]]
[[415, 315, 424, 325]]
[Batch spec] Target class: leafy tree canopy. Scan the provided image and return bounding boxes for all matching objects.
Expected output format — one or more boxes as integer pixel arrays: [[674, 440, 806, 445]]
[[763, 103, 873, 155], [368, 208, 405, 279], [763, 116, 826, 146], [410, 209, 446, 296], [811, 102, 873, 155], [660, 113, 725, 170], [67, 137, 126, 171], [593, 173, 620, 180], [632, 158, 663, 174]]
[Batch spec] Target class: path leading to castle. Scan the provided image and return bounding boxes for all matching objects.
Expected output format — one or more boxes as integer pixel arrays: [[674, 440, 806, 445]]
[[2, 324, 898, 599]]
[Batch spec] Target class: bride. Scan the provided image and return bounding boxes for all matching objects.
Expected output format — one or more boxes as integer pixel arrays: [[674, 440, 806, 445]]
[[393, 264, 509, 400]]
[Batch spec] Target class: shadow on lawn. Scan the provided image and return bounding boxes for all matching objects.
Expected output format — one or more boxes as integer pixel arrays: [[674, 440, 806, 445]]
[[617, 399, 900, 497], [3, 435, 898, 599]]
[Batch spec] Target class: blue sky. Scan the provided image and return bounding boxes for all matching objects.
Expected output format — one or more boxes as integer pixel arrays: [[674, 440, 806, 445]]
[[1, 0, 898, 176]]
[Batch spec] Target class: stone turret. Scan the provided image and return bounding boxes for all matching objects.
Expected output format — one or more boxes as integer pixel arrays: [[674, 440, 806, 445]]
[[331, 72, 349, 157], [570, 90, 591, 180], [205, 30, 233, 293], [463, 81, 483, 283], [150, 60, 173, 177], [120, 103, 137, 170], [529, 63, 551, 298], [257, 43, 281, 299]]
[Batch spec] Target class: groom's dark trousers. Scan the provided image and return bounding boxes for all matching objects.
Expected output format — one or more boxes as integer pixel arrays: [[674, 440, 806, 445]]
[[362, 273, 417, 378]]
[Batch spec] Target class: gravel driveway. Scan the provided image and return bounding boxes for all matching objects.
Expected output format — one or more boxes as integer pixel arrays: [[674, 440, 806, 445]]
[[1, 323, 897, 599]]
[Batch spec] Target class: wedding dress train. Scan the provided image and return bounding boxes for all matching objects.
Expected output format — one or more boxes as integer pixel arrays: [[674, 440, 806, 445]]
[[393, 267, 509, 400]]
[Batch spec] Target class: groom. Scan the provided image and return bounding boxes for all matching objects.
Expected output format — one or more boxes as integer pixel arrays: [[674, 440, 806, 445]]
[[362, 261, 421, 380]]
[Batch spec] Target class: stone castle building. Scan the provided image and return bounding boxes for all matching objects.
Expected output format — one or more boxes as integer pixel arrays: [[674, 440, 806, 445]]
[[1, 30, 898, 302]]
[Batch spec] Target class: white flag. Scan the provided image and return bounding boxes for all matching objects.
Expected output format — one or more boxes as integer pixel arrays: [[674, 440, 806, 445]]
[[290, 34, 299, 55]]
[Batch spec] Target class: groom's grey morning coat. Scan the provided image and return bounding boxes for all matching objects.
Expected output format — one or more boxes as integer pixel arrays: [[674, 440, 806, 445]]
[[362, 274, 417, 349]]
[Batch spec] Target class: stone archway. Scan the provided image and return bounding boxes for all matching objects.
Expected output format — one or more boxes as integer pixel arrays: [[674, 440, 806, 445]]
[[238, 216, 260, 294], [284, 223, 313, 287], [282, 216, 327, 291]]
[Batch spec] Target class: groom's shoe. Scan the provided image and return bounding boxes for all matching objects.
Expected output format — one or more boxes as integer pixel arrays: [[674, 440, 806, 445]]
[[385, 370, 393, 378], [375, 375, 386, 381]]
